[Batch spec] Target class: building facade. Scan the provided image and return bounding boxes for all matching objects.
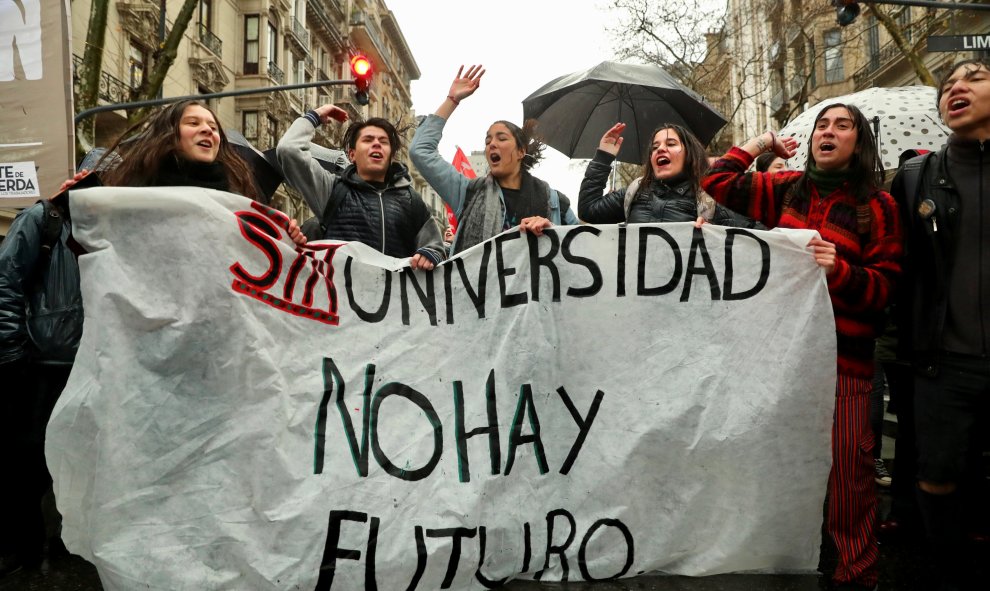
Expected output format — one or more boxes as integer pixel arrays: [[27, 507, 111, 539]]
[[716, 0, 990, 148], [66, 0, 426, 222]]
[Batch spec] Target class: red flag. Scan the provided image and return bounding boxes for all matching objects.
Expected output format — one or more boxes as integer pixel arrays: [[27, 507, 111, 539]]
[[445, 203, 458, 234], [452, 146, 477, 179], [445, 146, 476, 233]]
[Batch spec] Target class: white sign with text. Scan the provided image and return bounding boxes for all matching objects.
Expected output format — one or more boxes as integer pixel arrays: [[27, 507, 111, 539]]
[[49, 187, 837, 590]]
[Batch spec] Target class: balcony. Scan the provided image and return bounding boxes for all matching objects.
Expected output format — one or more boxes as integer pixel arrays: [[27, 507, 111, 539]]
[[72, 54, 131, 104], [287, 17, 310, 54], [767, 41, 781, 64], [198, 24, 222, 58], [770, 88, 784, 113], [307, 0, 346, 49], [788, 74, 804, 99], [268, 61, 284, 84], [852, 39, 907, 89], [349, 11, 390, 69]]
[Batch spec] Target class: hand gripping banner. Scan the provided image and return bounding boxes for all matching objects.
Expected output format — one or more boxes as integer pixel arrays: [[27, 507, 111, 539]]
[[48, 186, 837, 590]]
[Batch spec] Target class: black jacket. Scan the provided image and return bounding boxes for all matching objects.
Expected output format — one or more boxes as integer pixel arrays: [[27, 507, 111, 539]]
[[324, 163, 444, 260], [277, 117, 446, 264], [0, 203, 82, 366], [578, 151, 764, 228], [892, 140, 988, 373]]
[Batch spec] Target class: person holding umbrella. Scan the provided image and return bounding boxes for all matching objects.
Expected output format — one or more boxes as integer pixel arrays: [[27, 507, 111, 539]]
[[409, 65, 578, 255], [578, 122, 763, 228], [702, 104, 903, 591]]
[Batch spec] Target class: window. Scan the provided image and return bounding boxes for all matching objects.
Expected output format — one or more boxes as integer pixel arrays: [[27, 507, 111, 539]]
[[897, 9, 912, 43], [824, 29, 844, 84], [244, 16, 259, 75], [266, 115, 278, 149], [198, 86, 217, 111], [243, 111, 259, 142], [866, 16, 880, 71], [268, 20, 279, 65], [128, 40, 149, 90], [199, 0, 212, 31]]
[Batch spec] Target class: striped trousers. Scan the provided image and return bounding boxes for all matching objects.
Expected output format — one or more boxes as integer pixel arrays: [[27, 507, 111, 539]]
[[828, 374, 879, 586]]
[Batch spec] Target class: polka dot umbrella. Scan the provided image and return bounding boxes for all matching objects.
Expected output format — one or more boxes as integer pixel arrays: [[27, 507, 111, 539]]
[[777, 86, 949, 172]]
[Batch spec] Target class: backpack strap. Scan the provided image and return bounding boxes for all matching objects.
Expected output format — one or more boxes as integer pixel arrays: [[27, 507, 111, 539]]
[[31, 200, 66, 289], [897, 152, 935, 214]]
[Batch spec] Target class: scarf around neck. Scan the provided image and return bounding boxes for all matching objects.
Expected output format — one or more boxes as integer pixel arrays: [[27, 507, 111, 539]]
[[806, 164, 851, 197], [454, 171, 551, 254], [153, 156, 231, 192]]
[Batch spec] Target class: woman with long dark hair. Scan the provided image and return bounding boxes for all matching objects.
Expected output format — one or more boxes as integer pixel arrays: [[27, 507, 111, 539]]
[[578, 122, 761, 227], [410, 65, 578, 254], [96, 100, 259, 198], [60, 100, 306, 241], [703, 103, 903, 591]]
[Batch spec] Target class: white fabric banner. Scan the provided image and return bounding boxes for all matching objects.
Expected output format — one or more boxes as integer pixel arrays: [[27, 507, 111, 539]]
[[48, 187, 837, 590]]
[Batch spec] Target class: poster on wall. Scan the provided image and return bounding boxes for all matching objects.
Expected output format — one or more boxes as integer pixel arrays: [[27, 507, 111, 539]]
[[0, 0, 74, 207]]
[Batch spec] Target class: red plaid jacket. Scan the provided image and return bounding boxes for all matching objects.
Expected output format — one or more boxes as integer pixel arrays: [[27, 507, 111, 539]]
[[703, 147, 903, 378]]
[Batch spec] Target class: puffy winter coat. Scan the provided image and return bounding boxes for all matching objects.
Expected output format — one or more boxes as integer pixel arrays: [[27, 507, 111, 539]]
[[578, 150, 764, 228], [277, 116, 446, 264]]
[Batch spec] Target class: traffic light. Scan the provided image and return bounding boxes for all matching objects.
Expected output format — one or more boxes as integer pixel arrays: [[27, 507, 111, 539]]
[[350, 54, 373, 106], [832, 0, 860, 27]]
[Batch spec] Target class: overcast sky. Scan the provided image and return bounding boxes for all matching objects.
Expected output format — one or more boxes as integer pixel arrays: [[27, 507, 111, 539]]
[[388, 0, 621, 201]]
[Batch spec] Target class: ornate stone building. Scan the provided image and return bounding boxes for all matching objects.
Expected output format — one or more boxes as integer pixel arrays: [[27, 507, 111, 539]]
[[715, 0, 989, 147], [68, 0, 431, 220]]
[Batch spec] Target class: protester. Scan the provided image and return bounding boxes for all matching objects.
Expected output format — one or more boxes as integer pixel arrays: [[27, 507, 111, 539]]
[[578, 122, 763, 228], [278, 105, 445, 270], [703, 104, 903, 591], [2, 99, 293, 578], [410, 65, 578, 254], [0, 197, 80, 578], [755, 152, 788, 173], [891, 57, 990, 590]]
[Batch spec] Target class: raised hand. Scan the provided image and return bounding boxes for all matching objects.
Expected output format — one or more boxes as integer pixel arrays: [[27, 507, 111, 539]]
[[774, 134, 799, 159], [57, 170, 91, 193], [448, 65, 485, 103], [314, 104, 348, 125], [598, 123, 626, 156]]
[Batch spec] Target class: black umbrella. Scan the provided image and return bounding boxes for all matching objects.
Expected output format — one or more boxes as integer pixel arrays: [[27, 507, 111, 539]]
[[227, 131, 350, 203], [225, 129, 284, 203], [522, 61, 728, 164]]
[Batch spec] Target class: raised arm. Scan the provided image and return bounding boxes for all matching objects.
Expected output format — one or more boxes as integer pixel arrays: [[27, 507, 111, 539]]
[[701, 131, 798, 228], [577, 123, 630, 223], [410, 66, 485, 217], [276, 105, 348, 217]]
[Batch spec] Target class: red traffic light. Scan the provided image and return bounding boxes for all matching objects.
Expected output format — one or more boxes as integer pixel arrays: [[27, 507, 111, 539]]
[[350, 55, 373, 88], [350, 54, 372, 105]]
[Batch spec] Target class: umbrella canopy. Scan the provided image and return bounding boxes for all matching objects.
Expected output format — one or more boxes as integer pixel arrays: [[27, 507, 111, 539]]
[[778, 86, 949, 172], [522, 61, 728, 164], [226, 129, 284, 203]]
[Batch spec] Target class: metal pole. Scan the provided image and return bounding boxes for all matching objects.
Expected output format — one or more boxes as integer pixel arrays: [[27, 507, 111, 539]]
[[866, 0, 990, 11], [158, 0, 167, 99], [74, 79, 357, 124]]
